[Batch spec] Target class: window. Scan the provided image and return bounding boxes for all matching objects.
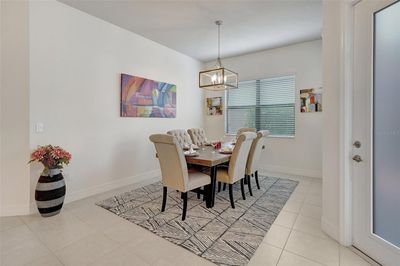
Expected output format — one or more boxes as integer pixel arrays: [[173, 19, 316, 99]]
[[226, 75, 295, 137]]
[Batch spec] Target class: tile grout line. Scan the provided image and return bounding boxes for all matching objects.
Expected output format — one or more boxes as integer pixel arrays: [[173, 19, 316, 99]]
[[19, 214, 66, 266], [277, 182, 339, 266], [275, 182, 310, 265], [283, 249, 330, 266]]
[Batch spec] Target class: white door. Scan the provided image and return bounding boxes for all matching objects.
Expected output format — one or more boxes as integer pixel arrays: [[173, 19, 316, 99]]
[[352, 0, 400, 265]]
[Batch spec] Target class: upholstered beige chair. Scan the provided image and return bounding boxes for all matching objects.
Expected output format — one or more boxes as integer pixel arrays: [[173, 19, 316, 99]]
[[167, 129, 194, 149], [245, 130, 269, 194], [236, 127, 256, 139], [149, 134, 210, 220], [187, 128, 210, 146], [216, 132, 257, 208]]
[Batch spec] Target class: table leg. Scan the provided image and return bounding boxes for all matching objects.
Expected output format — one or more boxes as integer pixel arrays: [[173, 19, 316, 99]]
[[207, 166, 217, 208]]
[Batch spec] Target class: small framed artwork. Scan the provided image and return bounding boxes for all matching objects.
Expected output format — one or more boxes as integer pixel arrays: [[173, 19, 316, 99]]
[[206, 97, 223, 116], [300, 87, 323, 112]]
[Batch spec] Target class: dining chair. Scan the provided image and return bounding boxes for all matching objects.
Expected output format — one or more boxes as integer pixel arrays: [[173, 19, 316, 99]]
[[149, 134, 211, 221], [216, 132, 257, 209], [167, 129, 194, 149], [236, 127, 256, 139], [245, 130, 269, 195], [187, 128, 210, 146]]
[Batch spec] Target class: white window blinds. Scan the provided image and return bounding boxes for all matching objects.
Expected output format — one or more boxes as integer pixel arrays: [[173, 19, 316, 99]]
[[226, 75, 295, 137]]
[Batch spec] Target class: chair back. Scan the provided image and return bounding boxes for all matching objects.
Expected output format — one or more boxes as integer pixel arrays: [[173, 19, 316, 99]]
[[229, 132, 257, 183], [187, 128, 209, 146], [246, 130, 269, 175], [236, 127, 256, 139], [167, 129, 193, 149], [149, 134, 189, 191]]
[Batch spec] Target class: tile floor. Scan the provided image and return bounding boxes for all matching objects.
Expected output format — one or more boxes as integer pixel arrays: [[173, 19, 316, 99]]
[[0, 174, 372, 266]]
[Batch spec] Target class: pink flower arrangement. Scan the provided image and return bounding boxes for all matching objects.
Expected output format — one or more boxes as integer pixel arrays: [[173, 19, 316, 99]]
[[29, 145, 71, 171]]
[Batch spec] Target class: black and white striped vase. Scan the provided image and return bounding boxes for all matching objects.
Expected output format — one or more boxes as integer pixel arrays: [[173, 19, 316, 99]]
[[35, 169, 66, 217]]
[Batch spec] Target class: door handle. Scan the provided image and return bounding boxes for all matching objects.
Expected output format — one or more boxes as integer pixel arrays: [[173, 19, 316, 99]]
[[352, 155, 363, 162]]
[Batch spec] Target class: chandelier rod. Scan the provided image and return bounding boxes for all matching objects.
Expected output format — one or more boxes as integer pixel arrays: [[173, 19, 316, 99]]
[[215, 20, 223, 67]]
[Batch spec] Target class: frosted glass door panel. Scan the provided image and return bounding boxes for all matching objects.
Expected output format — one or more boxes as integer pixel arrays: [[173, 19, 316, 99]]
[[373, 1, 400, 248]]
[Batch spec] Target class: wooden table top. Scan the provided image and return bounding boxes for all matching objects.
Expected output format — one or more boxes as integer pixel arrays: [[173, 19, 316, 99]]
[[185, 146, 231, 167]]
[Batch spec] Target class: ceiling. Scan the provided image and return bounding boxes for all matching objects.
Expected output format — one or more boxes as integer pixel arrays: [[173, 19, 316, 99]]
[[59, 0, 322, 62]]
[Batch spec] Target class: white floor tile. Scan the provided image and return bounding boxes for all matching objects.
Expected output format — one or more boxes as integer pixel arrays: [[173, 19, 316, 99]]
[[68, 204, 127, 231], [0, 225, 51, 266], [0, 216, 24, 232], [262, 224, 291, 248], [278, 250, 324, 266], [293, 183, 311, 193], [285, 230, 339, 266], [305, 193, 322, 206], [309, 182, 323, 194], [89, 241, 150, 266], [286, 191, 306, 203], [282, 199, 303, 213], [248, 243, 282, 266], [299, 203, 322, 220], [153, 248, 216, 266], [273, 210, 298, 228], [23, 211, 95, 252], [24, 254, 63, 266], [131, 236, 189, 264], [102, 219, 155, 245], [293, 215, 329, 239], [54, 232, 119, 266]]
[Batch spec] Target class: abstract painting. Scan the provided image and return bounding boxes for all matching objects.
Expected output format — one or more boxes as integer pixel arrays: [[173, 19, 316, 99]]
[[300, 87, 322, 112], [206, 97, 223, 115], [120, 73, 176, 118]]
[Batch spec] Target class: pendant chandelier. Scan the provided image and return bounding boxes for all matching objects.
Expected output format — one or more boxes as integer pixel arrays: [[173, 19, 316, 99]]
[[199, 20, 238, 91]]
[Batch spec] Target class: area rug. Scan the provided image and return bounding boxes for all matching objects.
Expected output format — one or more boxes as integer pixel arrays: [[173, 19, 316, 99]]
[[96, 176, 298, 265]]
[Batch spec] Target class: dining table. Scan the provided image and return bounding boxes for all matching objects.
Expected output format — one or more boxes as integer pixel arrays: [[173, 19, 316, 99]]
[[185, 145, 232, 208]]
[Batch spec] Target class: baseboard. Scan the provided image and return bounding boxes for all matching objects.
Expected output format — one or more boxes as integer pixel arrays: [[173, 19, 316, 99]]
[[0, 203, 30, 217], [28, 169, 161, 214], [321, 216, 340, 242], [260, 165, 322, 178]]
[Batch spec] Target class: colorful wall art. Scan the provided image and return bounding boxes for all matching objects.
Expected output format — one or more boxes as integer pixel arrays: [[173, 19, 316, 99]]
[[206, 97, 223, 116], [120, 74, 176, 118], [300, 87, 323, 113]]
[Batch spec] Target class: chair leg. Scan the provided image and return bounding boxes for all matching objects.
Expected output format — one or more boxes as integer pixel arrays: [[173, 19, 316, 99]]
[[197, 189, 201, 199], [181, 192, 188, 221], [229, 184, 235, 209], [223, 183, 227, 191], [247, 175, 253, 196], [240, 178, 246, 200], [255, 171, 260, 190], [161, 186, 167, 212], [218, 182, 221, 192]]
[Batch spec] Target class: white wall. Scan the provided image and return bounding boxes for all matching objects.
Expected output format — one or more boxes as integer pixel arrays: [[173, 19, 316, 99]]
[[28, 0, 204, 206], [321, 0, 352, 244], [204, 40, 322, 178], [2, 0, 204, 216], [0, 1, 31, 216]]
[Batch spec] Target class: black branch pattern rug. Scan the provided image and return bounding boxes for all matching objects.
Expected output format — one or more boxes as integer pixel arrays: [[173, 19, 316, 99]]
[[96, 176, 298, 266]]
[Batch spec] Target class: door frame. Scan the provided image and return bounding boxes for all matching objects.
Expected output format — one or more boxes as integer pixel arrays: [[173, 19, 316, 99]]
[[336, 0, 359, 247]]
